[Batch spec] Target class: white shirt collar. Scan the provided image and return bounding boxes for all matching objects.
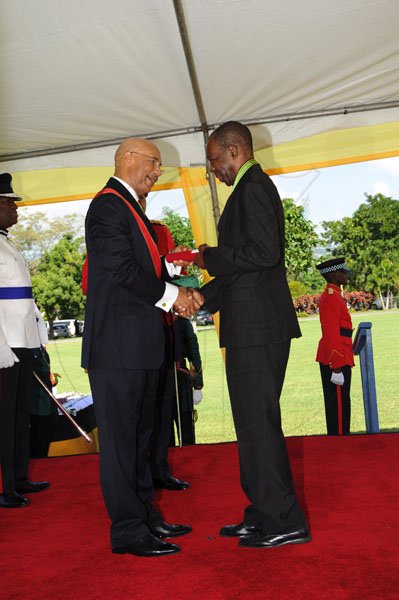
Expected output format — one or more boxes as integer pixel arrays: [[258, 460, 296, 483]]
[[111, 176, 140, 203]]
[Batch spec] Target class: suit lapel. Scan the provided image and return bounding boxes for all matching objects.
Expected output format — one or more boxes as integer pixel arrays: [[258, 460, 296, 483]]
[[217, 164, 262, 235], [108, 177, 157, 243]]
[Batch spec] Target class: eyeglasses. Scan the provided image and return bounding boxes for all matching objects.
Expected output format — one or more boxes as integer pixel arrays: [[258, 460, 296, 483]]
[[128, 150, 162, 170]]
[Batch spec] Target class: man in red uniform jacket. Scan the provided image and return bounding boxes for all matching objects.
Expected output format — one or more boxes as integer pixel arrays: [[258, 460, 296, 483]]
[[316, 257, 354, 435]]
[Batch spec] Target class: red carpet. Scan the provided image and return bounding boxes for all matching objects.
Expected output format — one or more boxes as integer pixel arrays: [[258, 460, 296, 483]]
[[1, 434, 398, 600]]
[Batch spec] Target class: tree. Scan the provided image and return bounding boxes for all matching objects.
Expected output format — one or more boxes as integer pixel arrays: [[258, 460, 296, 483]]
[[159, 206, 195, 248], [32, 234, 86, 332], [288, 280, 307, 298], [160, 206, 202, 284], [367, 258, 399, 309], [321, 193, 399, 296], [10, 211, 85, 271], [282, 198, 319, 281]]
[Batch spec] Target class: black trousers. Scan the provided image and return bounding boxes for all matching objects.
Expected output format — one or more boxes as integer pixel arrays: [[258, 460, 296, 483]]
[[171, 371, 195, 446], [88, 367, 162, 547], [0, 348, 33, 493], [30, 414, 59, 458], [149, 366, 175, 481], [319, 364, 352, 435], [226, 341, 306, 535]]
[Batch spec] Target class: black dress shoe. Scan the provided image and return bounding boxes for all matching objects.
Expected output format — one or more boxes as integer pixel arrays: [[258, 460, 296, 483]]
[[239, 525, 311, 548], [112, 534, 180, 557], [153, 476, 190, 491], [16, 480, 50, 494], [219, 522, 260, 537], [0, 492, 30, 508], [150, 520, 192, 538]]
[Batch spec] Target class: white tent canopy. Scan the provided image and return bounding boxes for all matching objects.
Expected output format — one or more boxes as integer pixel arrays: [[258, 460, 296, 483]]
[[1, 0, 398, 175]]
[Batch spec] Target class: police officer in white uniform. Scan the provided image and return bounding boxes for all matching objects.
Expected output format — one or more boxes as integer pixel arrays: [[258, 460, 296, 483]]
[[0, 173, 49, 508]]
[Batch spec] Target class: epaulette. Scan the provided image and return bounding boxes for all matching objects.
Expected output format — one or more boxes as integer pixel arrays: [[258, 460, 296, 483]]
[[150, 220, 164, 226]]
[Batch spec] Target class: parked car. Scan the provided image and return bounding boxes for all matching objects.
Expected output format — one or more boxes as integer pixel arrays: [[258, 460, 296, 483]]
[[52, 319, 76, 336], [196, 309, 214, 326], [52, 323, 70, 338], [371, 297, 398, 310]]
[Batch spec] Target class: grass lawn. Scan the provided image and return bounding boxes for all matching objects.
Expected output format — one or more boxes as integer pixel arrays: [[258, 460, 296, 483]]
[[47, 310, 399, 444]]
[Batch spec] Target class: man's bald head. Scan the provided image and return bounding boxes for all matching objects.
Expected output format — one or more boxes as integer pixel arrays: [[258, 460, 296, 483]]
[[114, 138, 160, 168], [114, 138, 162, 195]]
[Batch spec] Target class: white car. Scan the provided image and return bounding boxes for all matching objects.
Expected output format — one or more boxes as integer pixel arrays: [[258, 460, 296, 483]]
[[52, 323, 70, 338]]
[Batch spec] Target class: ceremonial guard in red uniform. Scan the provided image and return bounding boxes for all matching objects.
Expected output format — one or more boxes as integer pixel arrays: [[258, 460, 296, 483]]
[[316, 257, 354, 435]]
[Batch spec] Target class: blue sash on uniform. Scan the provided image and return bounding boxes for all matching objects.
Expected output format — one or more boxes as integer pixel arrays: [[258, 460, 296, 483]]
[[0, 287, 33, 299]]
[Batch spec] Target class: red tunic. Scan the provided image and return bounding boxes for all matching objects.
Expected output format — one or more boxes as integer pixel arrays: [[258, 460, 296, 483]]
[[150, 221, 175, 256], [315, 284, 354, 369]]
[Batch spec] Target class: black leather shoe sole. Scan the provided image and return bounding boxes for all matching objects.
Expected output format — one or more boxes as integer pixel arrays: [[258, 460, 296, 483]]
[[150, 522, 192, 538], [239, 527, 311, 548], [112, 534, 180, 557], [0, 493, 30, 508], [219, 522, 260, 537], [153, 478, 190, 491], [16, 481, 50, 494]]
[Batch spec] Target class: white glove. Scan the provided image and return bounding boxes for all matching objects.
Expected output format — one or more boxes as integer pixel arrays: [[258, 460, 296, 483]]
[[331, 371, 344, 386], [0, 344, 19, 368], [193, 389, 203, 405]]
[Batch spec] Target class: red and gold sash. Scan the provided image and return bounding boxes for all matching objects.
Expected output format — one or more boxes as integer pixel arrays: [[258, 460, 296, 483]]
[[81, 187, 162, 295]]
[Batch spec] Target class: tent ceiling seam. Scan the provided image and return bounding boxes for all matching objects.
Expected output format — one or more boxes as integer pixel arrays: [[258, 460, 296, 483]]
[[1, 99, 398, 163]]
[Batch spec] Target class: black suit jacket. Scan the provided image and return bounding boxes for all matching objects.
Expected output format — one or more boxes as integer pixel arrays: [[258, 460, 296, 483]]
[[202, 164, 301, 348], [81, 177, 168, 370]]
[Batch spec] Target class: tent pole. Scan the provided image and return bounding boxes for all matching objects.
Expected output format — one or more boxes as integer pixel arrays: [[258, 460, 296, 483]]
[[172, 0, 220, 228], [203, 132, 221, 226]]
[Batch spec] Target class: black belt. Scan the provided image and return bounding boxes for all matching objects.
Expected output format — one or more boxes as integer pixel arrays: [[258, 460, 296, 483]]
[[340, 327, 353, 338]]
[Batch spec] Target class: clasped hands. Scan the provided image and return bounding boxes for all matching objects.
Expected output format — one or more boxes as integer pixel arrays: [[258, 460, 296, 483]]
[[167, 244, 207, 316], [173, 286, 204, 317]]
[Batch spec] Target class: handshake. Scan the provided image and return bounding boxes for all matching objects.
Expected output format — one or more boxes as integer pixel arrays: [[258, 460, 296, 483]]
[[173, 287, 204, 317], [166, 244, 207, 317], [167, 244, 209, 317]]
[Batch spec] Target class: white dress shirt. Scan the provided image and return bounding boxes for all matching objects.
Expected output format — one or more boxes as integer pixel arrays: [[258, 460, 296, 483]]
[[112, 177, 179, 312]]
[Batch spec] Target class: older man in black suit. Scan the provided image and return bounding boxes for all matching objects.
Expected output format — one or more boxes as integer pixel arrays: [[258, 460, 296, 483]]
[[194, 122, 310, 548], [82, 138, 201, 557]]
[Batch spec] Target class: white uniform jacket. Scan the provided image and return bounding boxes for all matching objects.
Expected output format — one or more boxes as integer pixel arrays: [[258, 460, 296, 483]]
[[0, 234, 41, 349]]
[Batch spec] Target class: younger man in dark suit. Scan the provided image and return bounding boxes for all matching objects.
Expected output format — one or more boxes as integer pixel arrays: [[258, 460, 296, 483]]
[[193, 122, 310, 549]]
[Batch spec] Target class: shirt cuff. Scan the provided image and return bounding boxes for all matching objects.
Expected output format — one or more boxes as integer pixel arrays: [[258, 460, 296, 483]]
[[164, 258, 182, 277], [155, 282, 179, 312]]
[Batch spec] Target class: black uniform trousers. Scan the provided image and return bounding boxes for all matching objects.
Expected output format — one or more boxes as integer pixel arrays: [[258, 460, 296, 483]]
[[319, 364, 351, 435], [172, 370, 195, 446], [29, 414, 58, 458], [0, 348, 33, 493], [226, 341, 306, 535], [149, 366, 176, 481], [88, 367, 162, 547]]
